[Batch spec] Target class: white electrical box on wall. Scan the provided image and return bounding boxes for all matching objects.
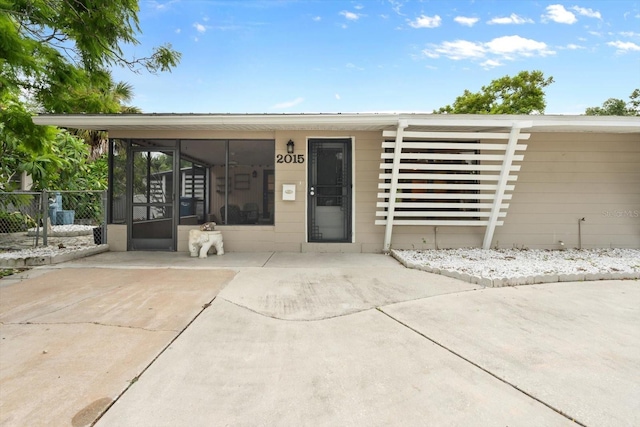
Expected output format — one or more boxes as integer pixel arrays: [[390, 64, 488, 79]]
[[282, 184, 296, 201]]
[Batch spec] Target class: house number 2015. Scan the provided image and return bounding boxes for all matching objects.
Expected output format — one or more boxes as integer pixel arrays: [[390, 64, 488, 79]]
[[276, 154, 305, 164]]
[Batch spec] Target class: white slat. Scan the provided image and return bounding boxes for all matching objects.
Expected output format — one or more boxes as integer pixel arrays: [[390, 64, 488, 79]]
[[376, 202, 509, 209], [378, 183, 515, 191], [377, 193, 513, 200], [378, 173, 518, 182], [379, 163, 522, 172], [381, 152, 525, 162], [376, 211, 506, 218], [381, 141, 528, 151], [375, 219, 504, 226], [382, 130, 530, 140]]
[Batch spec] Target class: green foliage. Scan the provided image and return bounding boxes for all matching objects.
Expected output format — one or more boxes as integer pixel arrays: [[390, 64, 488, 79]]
[[0, 211, 36, 233], [435, 70, 554, 115], [585, 89, 640, 116], [1, 0, 180, 196], [1, 0, 181, 152], [0, 94, 108, 192], [0, 90, 59, 155]]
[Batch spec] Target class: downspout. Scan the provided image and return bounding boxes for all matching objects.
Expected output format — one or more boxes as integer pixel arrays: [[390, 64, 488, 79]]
[[383, 119, 408, 253]]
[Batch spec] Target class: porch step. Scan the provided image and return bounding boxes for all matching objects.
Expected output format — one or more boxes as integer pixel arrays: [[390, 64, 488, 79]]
[[300, 243, 362, 253]]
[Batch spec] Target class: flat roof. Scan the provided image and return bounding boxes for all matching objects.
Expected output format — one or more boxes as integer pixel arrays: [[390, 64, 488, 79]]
[[32, 113, 640, 134]]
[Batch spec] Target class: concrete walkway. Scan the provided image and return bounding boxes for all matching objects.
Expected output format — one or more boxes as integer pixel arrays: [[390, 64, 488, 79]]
[[1, 252, 638, 426]]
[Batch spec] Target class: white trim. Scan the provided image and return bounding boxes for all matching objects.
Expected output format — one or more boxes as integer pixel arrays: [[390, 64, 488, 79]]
[[382, 141, 528, 150], [380, 152, 525, 162], [383, 131, 531, 140], [376, 220, 503, 226], [379, 163, 522, 172], [32, 113, 640, 134], [378, 193, 513, 200], [382, 120, 408, 252], [378, 173, 518, 182], [482, 124, 523, 249]]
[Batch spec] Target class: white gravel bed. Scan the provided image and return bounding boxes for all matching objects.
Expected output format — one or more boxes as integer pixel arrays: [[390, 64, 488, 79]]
[[394, 248, 640, 280], [0, 245, 93, 260], [27, 224, 96, 237]]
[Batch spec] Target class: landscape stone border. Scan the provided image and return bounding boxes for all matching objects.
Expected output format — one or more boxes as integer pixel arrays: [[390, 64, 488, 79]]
[[0, 245, 109, 268], [390, 249, 640, 288]]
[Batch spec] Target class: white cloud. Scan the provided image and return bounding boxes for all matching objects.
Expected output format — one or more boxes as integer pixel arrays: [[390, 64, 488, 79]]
[[480, 59, 503, 69], [388, 0, 405, 16], [408, 14, 441, 28], [354, 4, 364, 10], [565, 43, 584, 50], [271, 97, 305, 109], [150, 0, 181, 11], [312, 16, 321, 22], [425, 40, 486, 60], [486, 35, 554, 57], [543, 5, 577, 24], [175, 28, 181, 34], [335, 94, 341, 100], [488, 13, 533, 25], [454, 16, 479, 27], [607, 40, 640, 53], [620, 31, 640, 37], [340, 11, 360, 21], [422, 35, 555, 65], [572, 6, 601, 19], [193, 22, 207, 33]]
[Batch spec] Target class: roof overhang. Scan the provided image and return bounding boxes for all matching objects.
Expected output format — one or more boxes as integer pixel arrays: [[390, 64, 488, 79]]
[[31, 113, 640, 134]]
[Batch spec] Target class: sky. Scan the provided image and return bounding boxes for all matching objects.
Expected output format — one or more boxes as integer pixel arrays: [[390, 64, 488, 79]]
[[110, 0, 640, 114]]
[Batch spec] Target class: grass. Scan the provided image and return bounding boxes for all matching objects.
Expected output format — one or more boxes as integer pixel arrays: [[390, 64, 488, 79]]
[[0, 268, 29, 279]]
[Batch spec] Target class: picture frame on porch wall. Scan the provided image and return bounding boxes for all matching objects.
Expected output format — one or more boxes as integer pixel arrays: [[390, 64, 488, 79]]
[[216, 177, 231, 193], [235, 173, 250, 190]]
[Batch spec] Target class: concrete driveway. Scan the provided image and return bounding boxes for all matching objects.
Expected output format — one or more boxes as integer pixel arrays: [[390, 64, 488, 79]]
[[1, 252, 638, 426]]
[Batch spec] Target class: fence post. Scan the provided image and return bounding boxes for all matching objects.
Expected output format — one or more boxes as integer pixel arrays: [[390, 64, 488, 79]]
[[42, 190, 48, 246], [102, 190, 108, 244]]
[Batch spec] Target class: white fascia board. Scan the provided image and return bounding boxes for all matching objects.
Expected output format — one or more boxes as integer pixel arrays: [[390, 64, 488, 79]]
[[32, 113, 640, 133], [529, 116, 640, 132], [32, 113, 400, 130]]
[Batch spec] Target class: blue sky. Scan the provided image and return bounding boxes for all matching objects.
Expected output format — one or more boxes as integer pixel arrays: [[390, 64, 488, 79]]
[[111, 0, 640, 114]]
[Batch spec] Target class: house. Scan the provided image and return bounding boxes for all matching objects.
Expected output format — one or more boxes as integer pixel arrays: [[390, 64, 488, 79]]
[[32, 113, 640, 252]]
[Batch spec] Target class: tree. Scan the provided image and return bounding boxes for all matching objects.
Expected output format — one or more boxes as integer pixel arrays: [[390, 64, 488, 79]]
[[61, 71, 142, 159], [435, 70, 554, 114], [1, 0, 181, 151], [585, 89, 640, 116]]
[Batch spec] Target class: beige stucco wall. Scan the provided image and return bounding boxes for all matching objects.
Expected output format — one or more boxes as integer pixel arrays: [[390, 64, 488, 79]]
[[386, 132, 640, 250], [108, 129, 639, 252], [493, 132, 640, 249]]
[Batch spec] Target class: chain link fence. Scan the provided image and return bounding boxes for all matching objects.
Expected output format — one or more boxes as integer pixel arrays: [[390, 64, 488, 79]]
[[0, 190, 107, 252]]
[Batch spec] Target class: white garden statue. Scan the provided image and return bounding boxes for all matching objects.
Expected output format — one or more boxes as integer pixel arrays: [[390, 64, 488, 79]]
[[188, 223, 224, 258]]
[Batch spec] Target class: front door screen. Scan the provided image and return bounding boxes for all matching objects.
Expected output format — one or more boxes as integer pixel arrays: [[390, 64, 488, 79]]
[[308, 139, 352, 242]]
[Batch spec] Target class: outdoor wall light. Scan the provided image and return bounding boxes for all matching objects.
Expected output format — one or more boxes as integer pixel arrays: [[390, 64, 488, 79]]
[[286, 139, 295, 154], [252, 170, 258, 178]]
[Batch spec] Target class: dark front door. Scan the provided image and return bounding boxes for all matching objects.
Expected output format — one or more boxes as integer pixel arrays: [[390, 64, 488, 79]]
[[129, 147, 177, 250], [308, 138, 352, 242]]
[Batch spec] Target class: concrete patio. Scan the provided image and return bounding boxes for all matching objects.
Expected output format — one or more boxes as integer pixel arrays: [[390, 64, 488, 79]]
[[0, 252, 638, 426]]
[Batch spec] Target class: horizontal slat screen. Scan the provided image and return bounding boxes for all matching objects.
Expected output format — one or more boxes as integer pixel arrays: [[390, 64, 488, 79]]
[[377, 133, 527, 227]]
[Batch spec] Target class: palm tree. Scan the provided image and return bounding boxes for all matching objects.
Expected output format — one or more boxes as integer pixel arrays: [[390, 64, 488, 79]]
[[70, 72, 142, 159]]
